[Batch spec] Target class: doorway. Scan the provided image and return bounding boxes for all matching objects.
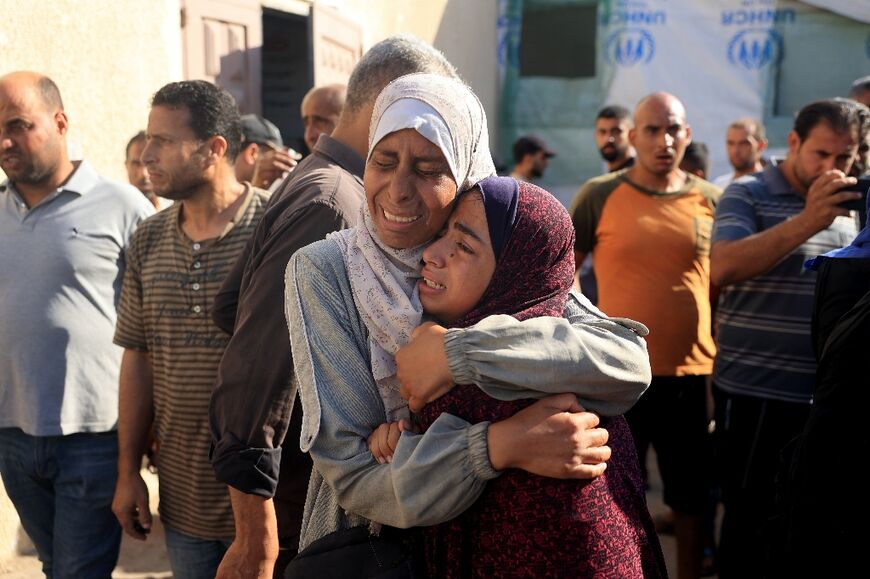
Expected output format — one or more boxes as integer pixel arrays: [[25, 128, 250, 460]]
[[261, 9, 312, 155]]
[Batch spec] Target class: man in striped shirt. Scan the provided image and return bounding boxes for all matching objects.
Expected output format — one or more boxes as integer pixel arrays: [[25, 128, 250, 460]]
[[111, 80, 270, 579], [710, 98, 868, 578]]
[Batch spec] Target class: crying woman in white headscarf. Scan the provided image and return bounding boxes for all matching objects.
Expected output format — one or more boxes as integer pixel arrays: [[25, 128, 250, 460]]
[[284, 72, 650, 559]]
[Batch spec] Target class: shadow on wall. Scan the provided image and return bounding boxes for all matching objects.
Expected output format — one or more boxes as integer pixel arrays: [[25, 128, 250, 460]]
[[432, 0, 500, 167], [217, 46, 263, 116]]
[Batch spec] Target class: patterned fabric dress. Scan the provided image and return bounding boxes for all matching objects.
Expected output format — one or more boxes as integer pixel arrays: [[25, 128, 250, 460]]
[[419, 177, 667, 578]]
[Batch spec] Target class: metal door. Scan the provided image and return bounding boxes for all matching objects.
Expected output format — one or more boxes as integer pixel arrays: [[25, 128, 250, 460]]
[[182, 0, 262, 113]]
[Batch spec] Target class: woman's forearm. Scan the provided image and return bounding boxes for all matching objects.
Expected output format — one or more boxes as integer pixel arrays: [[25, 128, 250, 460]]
[[446, 310, 651, 416]]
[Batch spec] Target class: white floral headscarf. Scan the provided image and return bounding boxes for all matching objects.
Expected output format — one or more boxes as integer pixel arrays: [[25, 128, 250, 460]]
[[329, 73, 496, 420]]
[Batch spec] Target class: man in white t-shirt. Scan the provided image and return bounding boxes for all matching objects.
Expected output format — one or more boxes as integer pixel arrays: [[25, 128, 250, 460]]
[[712, 118, 768, 188]]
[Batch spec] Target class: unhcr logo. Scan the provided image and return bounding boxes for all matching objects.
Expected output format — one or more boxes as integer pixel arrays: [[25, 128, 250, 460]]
[[727, 29, 782, 70], [605, 28, 655, 67]]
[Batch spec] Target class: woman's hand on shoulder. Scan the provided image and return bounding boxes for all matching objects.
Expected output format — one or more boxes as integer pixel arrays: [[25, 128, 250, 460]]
[[487, 393, 611, 479], [396, 322, 454, 412]]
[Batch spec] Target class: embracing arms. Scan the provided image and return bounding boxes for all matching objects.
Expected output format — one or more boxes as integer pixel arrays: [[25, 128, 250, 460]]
[[398, 291, 651, 414], [286, 246, 610, 530]]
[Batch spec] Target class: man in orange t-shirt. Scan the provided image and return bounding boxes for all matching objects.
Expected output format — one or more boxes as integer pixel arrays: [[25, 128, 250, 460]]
[[570, 92, 720, 579]]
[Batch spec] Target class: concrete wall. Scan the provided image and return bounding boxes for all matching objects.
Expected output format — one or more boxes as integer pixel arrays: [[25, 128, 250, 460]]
[[330, 0, 500, 150], [0, 0, 182, 561], [0, 0, 184, 183], [2, 0, 498, 182], [0, 0, 497, 563]]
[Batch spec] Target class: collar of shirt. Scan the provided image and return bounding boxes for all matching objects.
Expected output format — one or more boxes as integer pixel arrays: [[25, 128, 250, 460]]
[[173, 182, 258, 247], [611, 156, 636, 172], [312, 134, 365, 182], [762, 162, 798, 197], [620, 170, 700, 197], [1, 160, 100, 201]]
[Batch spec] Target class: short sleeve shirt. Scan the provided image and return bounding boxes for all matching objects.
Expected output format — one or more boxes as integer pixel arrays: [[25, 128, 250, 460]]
[[0, 161, 154, 435], [711, 164, 859, 403], [114, 185, 269, 539], [571, 170, 720, 376]]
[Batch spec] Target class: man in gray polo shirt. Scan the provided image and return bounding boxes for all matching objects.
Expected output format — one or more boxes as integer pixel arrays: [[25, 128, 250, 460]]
[[710, 98, 868, 578], [0, 71, 154, 578]]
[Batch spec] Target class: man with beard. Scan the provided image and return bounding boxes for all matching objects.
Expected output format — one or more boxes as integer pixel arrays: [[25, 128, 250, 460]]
[[575, 105, 636, 304], [712, 118, 768, 188], [571, 92, 720, 579], [710, 98, 867, 578], [125, 130, 169, 210], [111, 80, 270, 579], [595, 105, 636, 172], [509, 134, 555, 181], [0, 71, 154, 578]]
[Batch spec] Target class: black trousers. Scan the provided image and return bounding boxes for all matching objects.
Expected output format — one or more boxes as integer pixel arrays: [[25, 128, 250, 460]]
[[713, 387, 809, 579], [778, 258, 870, 578]]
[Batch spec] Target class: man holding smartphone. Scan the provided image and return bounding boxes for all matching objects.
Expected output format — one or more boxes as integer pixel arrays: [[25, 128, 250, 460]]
[[710, 98, 869, 578]]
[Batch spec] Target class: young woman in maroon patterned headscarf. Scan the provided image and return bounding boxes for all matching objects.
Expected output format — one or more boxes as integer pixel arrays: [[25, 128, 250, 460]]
[[369, 175, 666, 578]]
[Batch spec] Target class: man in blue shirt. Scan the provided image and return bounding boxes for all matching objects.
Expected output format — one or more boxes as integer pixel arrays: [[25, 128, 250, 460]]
[[710, 98, 868, 578], [0, 71, 153, 578]]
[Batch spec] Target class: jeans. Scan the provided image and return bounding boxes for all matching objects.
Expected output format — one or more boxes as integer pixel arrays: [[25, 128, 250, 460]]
[[0, 428, 121, 579], [164, 524, 233, 579]]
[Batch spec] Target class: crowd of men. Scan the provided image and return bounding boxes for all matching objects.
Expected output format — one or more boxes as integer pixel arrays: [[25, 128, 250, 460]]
[[0, 33, 868, 579], [563, 79, 869, 579]]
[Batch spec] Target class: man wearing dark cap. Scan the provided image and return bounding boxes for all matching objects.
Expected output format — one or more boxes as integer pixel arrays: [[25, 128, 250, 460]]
[[510, 134, 555, 181], [680, 141, 710, 180], [234, 114, 287, 186]]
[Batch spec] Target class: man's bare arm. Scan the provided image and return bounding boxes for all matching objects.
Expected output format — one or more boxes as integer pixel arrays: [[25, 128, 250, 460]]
[[215, 489, 279, 579], [112, 349, 154, 540], [711, 171, 859, 287]]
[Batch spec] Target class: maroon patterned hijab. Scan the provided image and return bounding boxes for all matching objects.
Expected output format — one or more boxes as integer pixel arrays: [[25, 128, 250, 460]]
[[453, 176, 576, 329]]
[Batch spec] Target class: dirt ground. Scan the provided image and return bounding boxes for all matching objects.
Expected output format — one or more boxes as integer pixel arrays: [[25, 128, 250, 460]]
[[1, 461, 686, 579], [0, 470, 171, 579]]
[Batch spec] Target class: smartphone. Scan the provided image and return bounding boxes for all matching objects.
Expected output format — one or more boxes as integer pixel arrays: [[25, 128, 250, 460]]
[[838, 177, 870, 212]]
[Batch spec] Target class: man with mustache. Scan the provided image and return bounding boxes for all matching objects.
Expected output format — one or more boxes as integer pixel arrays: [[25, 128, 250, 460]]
[[578, 104, 638, 303], [571, 92, 720, 579], [710, 98, 866, 578], [112, 80, 271, 579], [0, 71, 154, 577], [711, 118, 768, 188], [125, 130, 169, 211], [595, 104, 636, 172]]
